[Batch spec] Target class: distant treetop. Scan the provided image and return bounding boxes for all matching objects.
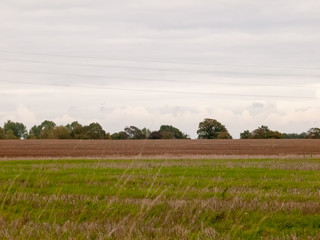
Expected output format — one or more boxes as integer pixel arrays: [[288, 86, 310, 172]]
[[0, 119, 319, 140], [197, 118, 232, 139]]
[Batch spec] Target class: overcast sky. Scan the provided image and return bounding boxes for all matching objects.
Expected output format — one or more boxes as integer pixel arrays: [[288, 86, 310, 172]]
[[0, 0, 320, 138]]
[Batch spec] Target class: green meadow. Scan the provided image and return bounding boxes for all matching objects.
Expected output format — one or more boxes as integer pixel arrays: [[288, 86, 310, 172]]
[[1, 158, 320, 239]]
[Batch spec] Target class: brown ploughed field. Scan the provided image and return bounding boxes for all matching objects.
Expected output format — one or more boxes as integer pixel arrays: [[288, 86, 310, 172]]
[[0, 139, 320, 159]]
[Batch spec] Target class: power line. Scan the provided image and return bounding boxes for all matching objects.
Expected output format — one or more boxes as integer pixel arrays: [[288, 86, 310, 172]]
[[0, 68, 317, 88], [0, 79, 317, 100], [1, 57, 319, 79], [0, 49, 319, 71]]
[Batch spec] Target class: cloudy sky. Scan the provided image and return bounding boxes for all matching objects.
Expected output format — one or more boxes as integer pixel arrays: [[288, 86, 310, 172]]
[[0, 0, 320, 138]]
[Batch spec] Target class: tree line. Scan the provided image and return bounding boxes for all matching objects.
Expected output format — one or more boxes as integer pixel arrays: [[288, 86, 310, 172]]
[[0, 118, 319, 140], [0, 120, 189, 140], [239, 125, 320, 139]]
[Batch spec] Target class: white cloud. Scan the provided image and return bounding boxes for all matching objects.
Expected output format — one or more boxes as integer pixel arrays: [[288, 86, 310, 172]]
[[53, 114, 76, 126], [0, 105, 37, 128]]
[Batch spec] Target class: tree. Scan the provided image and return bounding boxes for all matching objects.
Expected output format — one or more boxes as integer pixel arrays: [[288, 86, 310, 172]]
[[141, 128, 151, 138], [240, 130, 251, 139], [105, 132, 112, 140], [82, 122, 106, 139], [111, 131, 129, 140], [283, 132, 307, 139], [39, 120, 56, 130], [197, 118, 232, 139], [4, 129, 16, 139], [307, 128, 320, 139], [0, 127, 5, 139], [244, 125, 283, 139], [66, 121, 83, 139], [124, 126, 146, 139], [159, 130, 175, 139], [3, 120, 27, 139], [268, 130, 283, 139], [250, 125, 270, 139], [29, 125, 41, 139], [30, 120, 56, 139], [217, 131, 233, 139], [52, 126, 72, 139], [159, 125, 188, 139], [148, 131, 162, 139]]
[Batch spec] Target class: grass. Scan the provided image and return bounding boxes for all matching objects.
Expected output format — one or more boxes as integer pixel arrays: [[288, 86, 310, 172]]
[[1, 158, 320, 239]]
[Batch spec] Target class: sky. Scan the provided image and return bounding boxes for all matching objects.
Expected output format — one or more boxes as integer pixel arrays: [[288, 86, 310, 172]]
[[0, 0, 320, 138]]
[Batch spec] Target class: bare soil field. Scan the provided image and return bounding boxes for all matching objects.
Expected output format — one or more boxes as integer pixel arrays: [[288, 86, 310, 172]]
[[0, 139, 320, 159]]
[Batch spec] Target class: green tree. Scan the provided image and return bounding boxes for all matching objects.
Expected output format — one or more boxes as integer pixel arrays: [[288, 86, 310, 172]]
[[159, 130, 175, 139], [159, 125, 188, 139], [148, 131, 162, 139], [82, 122, 106, 139], [141, 128, 151, 138], [197, 118, 232, 139], [29, 125, 41, 139], [268, 130, 283, 139], [105, 132, 112, 140], [39, 120, 56, 130], [244, 125, 283, 139], [250, 125, 283, 139], [52, 126, 72, 139], [251, 125, 270, 139], [4, 129, 17, 139], [66, 121, 83, 139], [33, 120, 57, 139], [240, 130, 251, 139], [3, 120, 27, 139], [307, 128, 320, 139], [283, 132, 307, 139], [217, 131, 233, 139], [124, 126, 146, 139], [38, 120, 56, 139], [0, 127, 5, 139], [111, 131, 129, 140]]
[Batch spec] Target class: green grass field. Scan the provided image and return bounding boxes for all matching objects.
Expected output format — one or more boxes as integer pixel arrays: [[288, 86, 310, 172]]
[[1, 158, 320, 239]]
